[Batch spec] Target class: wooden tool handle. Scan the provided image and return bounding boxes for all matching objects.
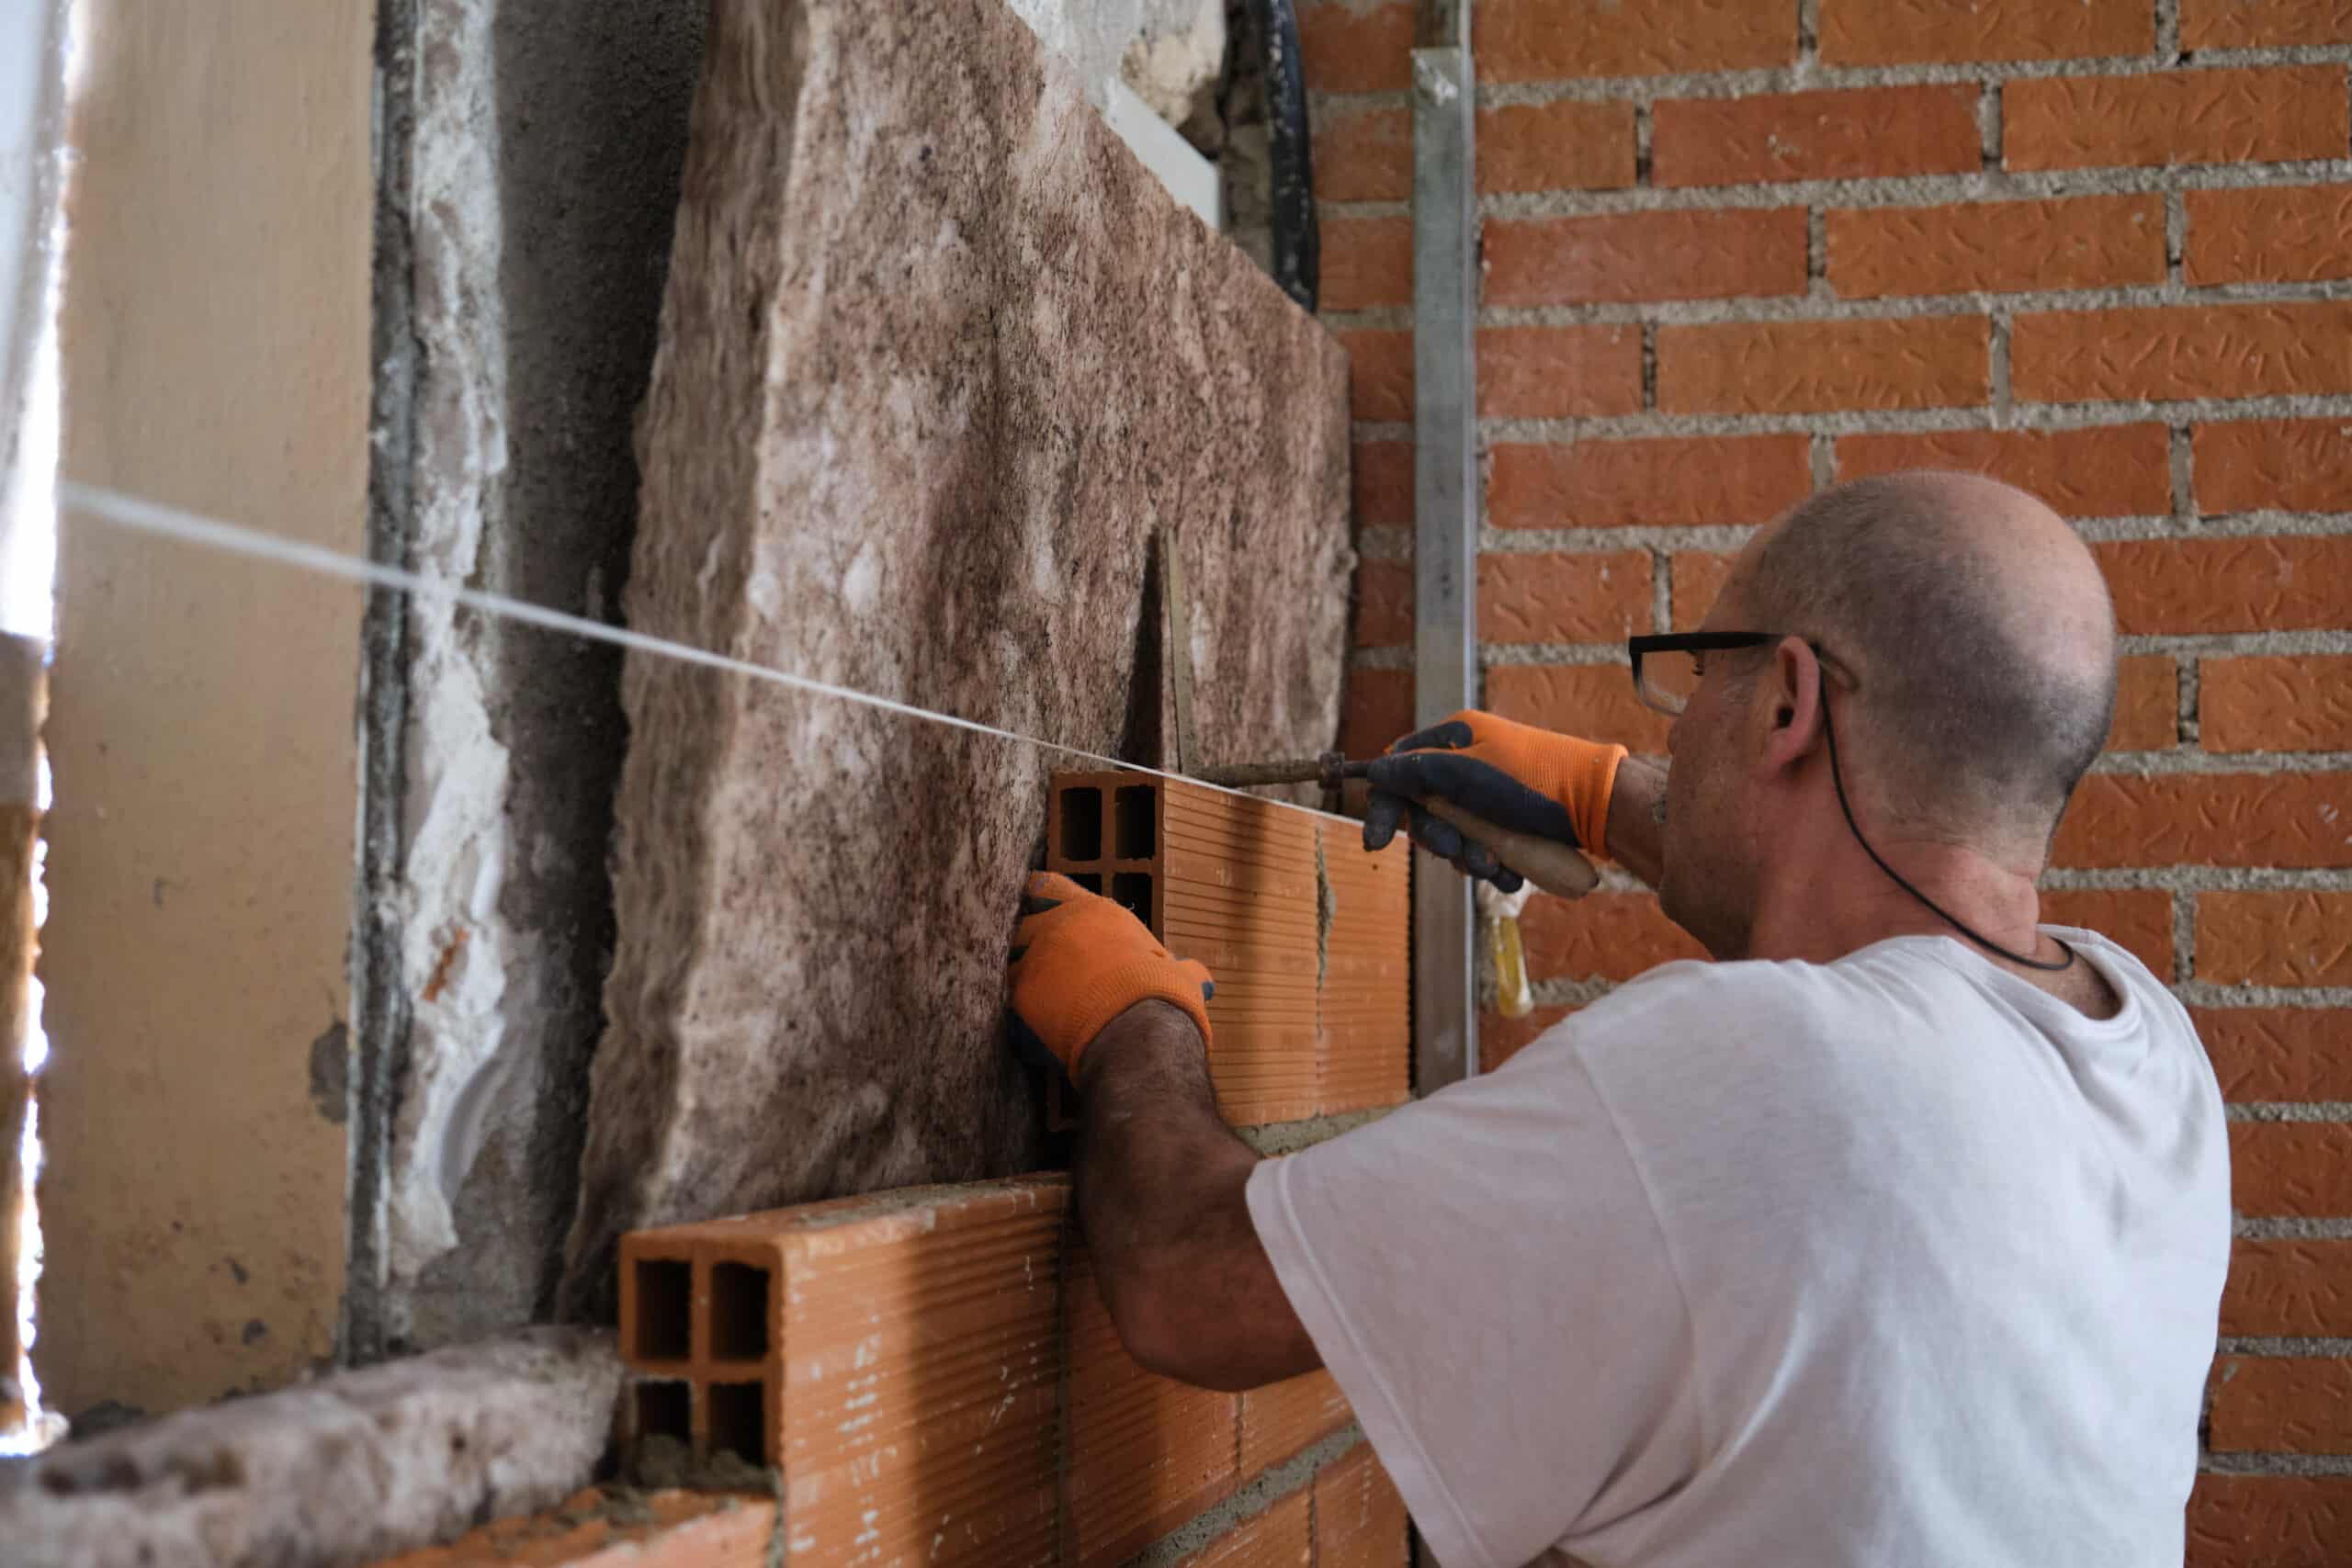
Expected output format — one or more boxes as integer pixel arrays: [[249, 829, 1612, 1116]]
[[1421, 797, 1601, 899]]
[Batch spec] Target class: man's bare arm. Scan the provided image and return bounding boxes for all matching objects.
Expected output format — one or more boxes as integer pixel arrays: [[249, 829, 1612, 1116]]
[[1606, 757, 1668, 890], [1074, 1000, 1322, 1393]]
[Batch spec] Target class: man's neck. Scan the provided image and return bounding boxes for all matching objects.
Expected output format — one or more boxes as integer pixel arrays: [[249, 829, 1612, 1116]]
[[1747, 836, 2052, 969]]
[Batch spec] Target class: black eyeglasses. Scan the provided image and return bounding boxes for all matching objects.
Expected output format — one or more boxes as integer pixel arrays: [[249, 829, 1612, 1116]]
[[1627, 632, 1781, 716]]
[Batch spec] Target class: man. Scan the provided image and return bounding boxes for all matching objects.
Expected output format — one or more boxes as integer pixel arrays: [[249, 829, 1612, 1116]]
[[1006, 473, 2228, 1566]]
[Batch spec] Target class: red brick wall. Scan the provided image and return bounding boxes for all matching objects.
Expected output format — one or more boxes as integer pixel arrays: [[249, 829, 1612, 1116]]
[[1306, 1, 2352, 1555]]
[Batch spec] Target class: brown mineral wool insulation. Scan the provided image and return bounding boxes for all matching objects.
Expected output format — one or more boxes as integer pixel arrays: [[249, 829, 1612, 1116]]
[[559, 0, 1351, 1313]]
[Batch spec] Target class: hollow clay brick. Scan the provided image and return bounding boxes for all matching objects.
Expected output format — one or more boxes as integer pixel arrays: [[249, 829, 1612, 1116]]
[[2199, 892, 2352, 988], [1238, 1371, 1353, 1475], [2188, 1472, 2352, 1568], [1173, 1485, 1314, 1568], [2230, 1122, 2352, 1217], [1652, 85, 1981, 187], [2052, 773, 2352, 870], [2186, 186, 2352, 286], [1820, 0, 2153, 64], [2096, 536, 2352, 636], [2004, 67, 2349, 172], [2013, 302, 2352, 403], [1312, 1442, 1411, 1568], [1066, 1245, 1241, 1567], [1317, 818, 1412, 1115], [1475, 0, 1798, 82], [2200, 656, 2352, 753], [1478, 326, 1646, 420], [2182, 0, 2352, 51], [1658, 316, 1990, 414], [1827, 196, 2165, 299], [2193, 1009, 2352, 1102], [1484, 209, 1808, 307], [1837, 424, 2172, 518], [2222, 1237, 2352, 1337], [619, 1178, 1069, 1567], [2209, 1356, 2352, 1453], [2038, 888, 2174, 981], [2193, 419, 2352, 515], [1487, 435, 1809, 532]]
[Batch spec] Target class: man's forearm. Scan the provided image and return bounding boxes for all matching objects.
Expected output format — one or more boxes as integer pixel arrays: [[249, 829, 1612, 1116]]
[[1606, 756, 1667, 889], [1074, 1002, 1321, 1391]]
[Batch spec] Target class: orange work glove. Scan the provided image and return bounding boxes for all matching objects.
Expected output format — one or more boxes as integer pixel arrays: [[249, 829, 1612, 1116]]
[[1008, 872, 1215, 1079], [1363, 711, 1627, 889]]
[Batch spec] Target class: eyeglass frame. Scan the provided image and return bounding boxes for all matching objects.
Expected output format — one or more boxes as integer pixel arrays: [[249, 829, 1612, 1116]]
[[1626, 631, 1863, 717]]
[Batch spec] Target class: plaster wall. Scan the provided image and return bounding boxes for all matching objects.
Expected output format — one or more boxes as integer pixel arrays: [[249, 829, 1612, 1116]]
[[39, 0, 373, 1415]]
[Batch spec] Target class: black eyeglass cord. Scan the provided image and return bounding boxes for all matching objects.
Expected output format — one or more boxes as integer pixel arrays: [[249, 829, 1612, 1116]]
[[1820, 701, 2075, 973]]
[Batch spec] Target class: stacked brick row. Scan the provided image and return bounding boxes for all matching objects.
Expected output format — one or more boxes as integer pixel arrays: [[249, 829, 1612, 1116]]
[[1300, 0, 2352, 1556], [1046, 772, 1410, 1125], [615, 1176, 1404, 1568]]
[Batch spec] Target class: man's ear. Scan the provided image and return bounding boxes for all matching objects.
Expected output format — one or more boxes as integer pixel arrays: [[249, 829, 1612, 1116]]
[[1760, 636, 1825, 770]]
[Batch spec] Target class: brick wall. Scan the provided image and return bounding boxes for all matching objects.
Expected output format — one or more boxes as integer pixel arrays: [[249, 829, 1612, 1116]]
[[1306, 0, 2352, 1557]]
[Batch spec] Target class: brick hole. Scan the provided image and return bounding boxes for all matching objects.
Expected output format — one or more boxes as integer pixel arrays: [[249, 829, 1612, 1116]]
[[1060, 787, 1103, 861], [1112, 872, 1153, 923], [707, 1382, 767, 1467], [1069, 872, 1103, 895], [633, 1380, 690, 1445], [1114, 785, 1156, 859], [708, 1261, 770, 1362], [633, 1258, 691, 1360]]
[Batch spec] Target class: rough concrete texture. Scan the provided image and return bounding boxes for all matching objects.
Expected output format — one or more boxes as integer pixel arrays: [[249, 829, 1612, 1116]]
[[0, 1328, 620, 1568], [560, 0, 1350, 1314], [364, 0, 706, 1351]]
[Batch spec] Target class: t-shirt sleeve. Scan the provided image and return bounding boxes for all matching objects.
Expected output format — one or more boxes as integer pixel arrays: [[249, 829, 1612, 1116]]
[[1245, 1035, 1701, 1568]]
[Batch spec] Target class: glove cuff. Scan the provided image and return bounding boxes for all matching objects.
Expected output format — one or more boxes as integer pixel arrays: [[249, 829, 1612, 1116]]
[[1064, 958, 1213, 1074], [1548, 738, 1628, 862]]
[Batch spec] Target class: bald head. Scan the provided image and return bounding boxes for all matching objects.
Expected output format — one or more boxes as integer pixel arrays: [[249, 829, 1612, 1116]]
[[1730, 471, 2117, 851]]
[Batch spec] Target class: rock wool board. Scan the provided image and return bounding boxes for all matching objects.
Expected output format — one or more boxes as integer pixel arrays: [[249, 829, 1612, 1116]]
[[561, 0, 1351, 1310]]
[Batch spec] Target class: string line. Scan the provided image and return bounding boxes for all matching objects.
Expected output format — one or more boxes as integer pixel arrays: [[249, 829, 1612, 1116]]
[[57, 481, 1353, 822]]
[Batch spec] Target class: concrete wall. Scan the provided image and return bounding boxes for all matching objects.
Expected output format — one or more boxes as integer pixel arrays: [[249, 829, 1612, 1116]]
[[40, 0, 373, 1416]]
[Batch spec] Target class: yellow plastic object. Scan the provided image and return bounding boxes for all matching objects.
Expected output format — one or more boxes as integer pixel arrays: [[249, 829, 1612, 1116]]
[[1490, 911, 1532, 1021]]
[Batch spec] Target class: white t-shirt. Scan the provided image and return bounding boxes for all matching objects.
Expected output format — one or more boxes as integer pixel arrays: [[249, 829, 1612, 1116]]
[[1247, 927, 2229, 1568]]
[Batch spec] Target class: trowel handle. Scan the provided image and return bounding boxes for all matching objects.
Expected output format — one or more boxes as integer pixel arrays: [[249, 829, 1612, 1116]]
[[1421, 796, 1601, 900]]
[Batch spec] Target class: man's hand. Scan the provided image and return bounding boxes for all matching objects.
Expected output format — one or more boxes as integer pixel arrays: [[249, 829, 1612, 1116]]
[[1363, 711, 1628, 890], [1007, 872, 1215, 1079]]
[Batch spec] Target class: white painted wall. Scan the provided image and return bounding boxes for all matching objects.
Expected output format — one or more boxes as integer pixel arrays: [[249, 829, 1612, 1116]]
[[0, 0, 68, 641]]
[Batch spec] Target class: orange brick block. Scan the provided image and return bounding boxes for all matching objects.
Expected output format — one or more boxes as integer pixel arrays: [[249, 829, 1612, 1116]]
[[1238, 1370, 1352, 1474], [1670, 550, 1738, 631], [2015, 302, 2352, 403], [1837, 423, 2171, 518], [1821, 0, 2153, 63], [2195, 1008, 2352, 1101], [2210, 1355, 2352, 1452], [1827, 195, 2165, 299], [2038, 888, 2173, 980], [1486, 665, 1674, 757], [369, 1489, 778, 1568], [1521, 889, 1706, 982], [1049, 773, 1410, 1124], [1352, 440, 1412, 528], [2202, 656, 2352, 753], [1320, 216, 1412, 311], [1340, 670, 1413, 761], [1653, 85, 1981, 186], [2187, 186, 2352, 286], [2052, 773, 2352, 870], [1313, 1443, 1411, 1568], [2199, 892, 2352, 988], [1317, 817, 1411, 1116], [1487, 434, 1812, 531], [1477, 325, 1646, 420], [2233, 1124, 2352, 1218], [2182, 0, 2352, 49], [1479, 550, 1653, 645], [2097, 536, 2352, 636], [1313, 103, 1412, 204], [1478, 100, 1638, 194], [1484, 209, 1808, 306], [617, 1178, 1069, 1568], [2004, 67, 2349, 171], [1475, 0, 1794, 80], [1174, 1486, 1314, 1568], [1295, 2, 1413, 94], [2188, 1472, 2352, 1568], [2222, 1237, 2352, 1337], [1336, 329, 1411, 423], [1352, 559, 1411, 649], [2194, 419, 2352, 515], [1658, 316, 1989, 414], [2109, 654, 2177, 751], [1067, 1247, 1241, 1567]]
